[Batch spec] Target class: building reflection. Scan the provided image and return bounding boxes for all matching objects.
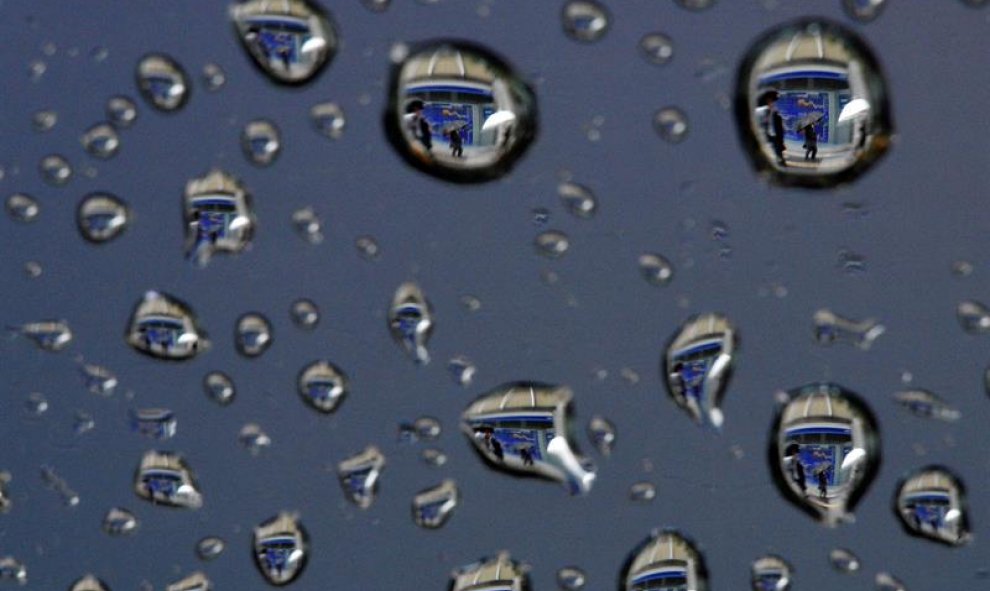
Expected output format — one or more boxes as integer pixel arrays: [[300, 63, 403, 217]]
[[623, 530, 708, 591], [896, 466, 970, 546]]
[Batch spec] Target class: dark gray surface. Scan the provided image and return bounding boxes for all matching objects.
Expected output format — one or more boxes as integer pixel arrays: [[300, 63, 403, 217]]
[[2, 0, 989, 589]]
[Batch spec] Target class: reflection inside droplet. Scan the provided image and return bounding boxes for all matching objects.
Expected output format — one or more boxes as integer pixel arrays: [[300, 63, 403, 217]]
[[621, 530, 708, 591], [813, 309, 884, 349], [895, 465, 970, 546], [235, 313, 273, 358], [337, 446, 385, 509], [135, 53, 189, 112], [80, 123, 120, 159], [77, 193, 129, 243], [451, 552, 530, 591], [126, 291, 207, 360], [103, 507, 139, 536], [134, 450, 202, 509], [828, 548, 860, 573], [298, 360, 348, 413], [751, 554, 792, 591], [412, 479, 458, 529], [664, 313, 735, 429], [241, 119, 281, 166], [388, 282, 433, 364], [561, 1, 610, 43], [231, 0, 337, 85], [253, 512, 307, 585], [183, 169, 255, 267], [892, 389, 961, 422]]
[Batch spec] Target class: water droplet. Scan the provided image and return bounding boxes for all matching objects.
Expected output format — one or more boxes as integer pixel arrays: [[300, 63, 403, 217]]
[[629, 481, 656, 502], [23, 261, 43, 279], [0, 472, 11, 514], [241, 119, 281, 166], [28, 59, 46, 81], [531, 207, 551, 227], [106, 96, 138, 128], [290, 298, 319, 330], [310, 101, 346, 139], [136, 53, 190, 112], [196, 536, 225, 561], [40, 464, 79, 506], [829, 548, 860, 573], [337, 446, 385, 508], [129, 408, 177, 440], [654, 107, 689, 143], [675, 0, 716, 10], [448, 355, 476, 386], [126, 291, 207, 360], [73, 411, 95, 435], [355, 235, 381, 260], [461, 381, 597, 494], [664, 313, 736, 429], [771, 383, 881, 526], [80, 123, 120, 159], [813, 309, 885, 349], [451, 552, 530, 591], [202, 63, 226, 91], [166, 571, 211, 591], [39, 154, 72, 186], [134, 451, 202, 509], [558, 182, 597, 219], [388, 282, 434, 364], [71, 574, 111, 591], [24, 392, 49, 417], [398, 421, 419, 444], [10, 320, 72, 352], [895, 465, 970, 546], [875, 572, 906, 591], [32, 110, 57, 132], [751, 554, 792, 591], [412, 479, 458, 529], [638, 253, 674, 286], [231, 0, 337, 85], [183, 169, 255, 267], [844, 0, 886, 22], [893, 389, 961, 422], [640, 33, 674, 65], [460, 294, 482, 312], [421, 448, 448, 467], [103, 507, 139, 536], [735, 20, 893, 187], [838, 250, 867, 274], [557, 566, 587, 590], [535, 230, 570, 258], [0, 556, 27, 585], [239, 423, 272, 455], [298, 360, 348, 413], [410, 416, 439, 441], [386, 41, 537, 182], [91, 46, 109, 62], [562, 1, 610, 42], [587, 415, 616, 456], [6, 194, 40, 223], [78, 362, 117, 396], [957, 300, 990, 334], [204, 371, 235, 405], [77, 193, 129, 243], [622, 530, 708, 590], [951, 260, 973, 278], [362, 0, 391, 12], [291, 206, 324, 244], [235, 313, 273, 358]]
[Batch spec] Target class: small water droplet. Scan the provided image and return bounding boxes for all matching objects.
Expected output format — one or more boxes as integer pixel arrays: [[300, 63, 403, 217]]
[[6, 194, 40, 223], [201, 63, 226, 91], [40, 465, 79, 507], [337, 446, 385, 508], [562, 1, 610, 43], [558, 182, 597, 219], [838, 250, 867, 274], [129, 408, 177, 440], [412, 479, 458, 529], [640, 32, 674, 65], [629, 481, 656, 502], [239, 423, 272, 454], [291, 206, 324, 244], [204, 371, 235, 405], [28, 59, 46, 81], [196, 536, 225, 561], [362, 0, 391, 11], [951, 260, 973, 278], [166, 571, 211, 591], [0, 556, 26, 585], [0, 472, 11, 514], [587, 415, 616, 456], [73, 411, 95, 435], [11, 320, 72, 352], [183, 169, 255, 267], [232, 0, 337, 85], [421, 448, 448, 467], [388, 282, 433, 364], [875, 571, 906, 591], [460, 294, 482, 312], [102, 507, 139, 536], [310, 101, 346, 139], [895, 465, 970, 546], [751, 555, 792, 591], [235, 313, 273, 358], [80, 123, 120, 159], [813, 309, 885, 349], [957, 300, 990, 334], [126, 290, 207, 360], [535, 230, 570, 258], [638, 253, 674, 286], [39, 154, 72, 186], [90, 46, 109, 62], [557, 566, 586, 590], [298, 360, 348, 413], [290, 298, 319, 330], [893, 389, 961, 422], [134, 451, 202, 509], [829, 548, 860, 573], [355, 235, 381, 260], [136, 53, 189, 112], [106, 96, 138, 128], [77, 193, 129, 243], [675, 0, 716, 9], [24, 392, 49, 417], [622, 530, 708, 590], [70, 574, 110, 591], [654, 107, 689, 143], [23, 261, 43, 279], [531, 207, 551, 226], [447, 355, 476, 386], [664, 313, 736, 429], [412, 416, 441, 441], [451, 552, 530, 591], [844, 0, 886, 22], [32, 110, 57, 132], [241, 119, 281, 166]]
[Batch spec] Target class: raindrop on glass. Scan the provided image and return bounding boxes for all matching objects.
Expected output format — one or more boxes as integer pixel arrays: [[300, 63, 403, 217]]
[[298, 360, 348, 413], [106, 96, 138, 128], [362, 0, 391, 12], [675, 0, 716, 10], [751, 554, 792, 591], [310, 101, 346, 139], [892, 389, 961, 422], [413, 416, 441, 440], [838, 250, 866, 274], [355, 235, 380, 260], [239, 423, 272, 454], [535, 230, 570, 258], [202, 62, 226, 91], [895, 465, 970, 546], [561, 1, 610, 43], [957, 300, 990, 334], [875, 571, 907, 591], [629, 481, 656, 502], [558, 182, 597, 219], [448, 355, 476, 386], [39, 154, 72, 186], [196, 536, 225, 561], [587, 415, 616, 456], [231, 0, 337, 85], [103, 507, 139, 536], [0, 472, 11, 513], [461, 381, 596, 495], [664, 313, 736, 429], [771, 383, 880, 526], [23, 261, 43, 279], [73, 411, 95, 435], [291, 206, 324, 244], [11, 320, 72, 352], [654, 107, 689, 143], [388, 282, 433, 364], [621, 530, 708, 591], [813, 309, 884, 349], [204, 371, 235, 405], [422, 448, 448, 467], [166, 571, 211, 591], [134, 451, 202, 509], [135, 53, 189, 112], [6, 194, 39, 223], [183, 169, 255, 267], [0, 557, 26, 586], [70, 575, 110, 591], [290, 298, 319, 330], [80, 123, 120, 159], [24, 392, 49, 417], [451, 552, 530, 591], [126, 290, 207, 360], [412, 479, 459, 529], [639, 253, 674, 286], [129, 408, 177, 440], [77, 193, 128, 243], [531, 207, 551, 227], [829, 548, 860, 573], [79, 362, 117, 396], [40, 464, 79, 506], [844, 0, 886, 22], [557, 566, 586, 591], [241, 119, 281, 166], [337, 446, 385, 509], [32, 109, 57, 132], [234, 313, 273, 358], [640, 33, 674, 65]]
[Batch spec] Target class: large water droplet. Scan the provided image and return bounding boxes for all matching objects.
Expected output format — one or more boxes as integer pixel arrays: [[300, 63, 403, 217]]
[[587, 415, 616, 456], [654, 107, 689, 143], [751, 555, 792, 591], [253, 512, 308, 585], [735, 19, 893, 187], [895, 465, 970, 546], [461, 381, 596, 495], [844, 0, 886, 22], [663, 313, 736, 429], [10, 320, 72, 352], [126, 291, 207, 360], [770, 383, 880, 526], [558, 182, 597, 219], [129, 408, 177, 440], [136, 53, 189, 112], [557, 566, 586, 590], [0, 556, 27, 585], [166, 571, 211, 591], [183, 169, 255, 267], [337, 446, 385, 508], [204, 371, 235, 405], [39, 154, 72, 186], [290, 298, 319, 330], [829, 548, 860, 573], [77, 193, 129, 243], [451, 552, 530, 591], [639, 253, 674, 286], [241, 119, 281, 166], [640, 33, 674, 65], [412, 479, 458, 529], [892, 389, 961, 422], [386, 41, 537, 182], [298, 360, 348, 413], [196, 536, 225, 561], [231, 0, 337, 85], [6, 194, 40, 223], [875, 571, 907, 591], [102, 507, 139, 536], [106, 96, 138, 128], [561, 1, 610, 43], [310, 102, 346, 139], [813, 309, 884, 349], [69, 574, 110, 591], [535, 230, 570, 258], [80, 123, 120, 159], [134, 451, 202, 509], [235, 313, 273, 358], [621, 530, 708, 591], [957, 300, 990, 334], [239, 423, 272, 454], [388, 282, 433, 364]]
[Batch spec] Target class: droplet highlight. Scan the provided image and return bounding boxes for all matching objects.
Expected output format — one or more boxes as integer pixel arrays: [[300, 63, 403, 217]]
[[813, 309, 884, 349], [103, 507, 139, 536], [561, 1, 610, 43], [451, 552, 530, 591], [829, 548, 860, 573], [639, 253, 674, 286], [388, 282, 433, 364], [957, 300, 990, 334], [298, 360, 348, 413], [621, 530, 708, 591], [235, 313, 273, 358], [6, 194, 40, 223], [558, 182, 597, 219], [892, 389, 961, 422], [136, 53, 189, 112], [183, 169, 255, 267], [895, 465, 970, 546], [241, 119, 281, 166], [80, 123, 120, 159], [751, 555, 792, 591], [231, 0, 337, 85]]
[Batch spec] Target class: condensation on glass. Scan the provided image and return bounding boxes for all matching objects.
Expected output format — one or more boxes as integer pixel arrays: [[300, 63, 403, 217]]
[[751, 554, 792, 591]]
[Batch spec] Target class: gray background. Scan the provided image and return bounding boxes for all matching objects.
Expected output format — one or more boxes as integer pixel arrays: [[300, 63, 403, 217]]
[[2, 0, 989, 589]]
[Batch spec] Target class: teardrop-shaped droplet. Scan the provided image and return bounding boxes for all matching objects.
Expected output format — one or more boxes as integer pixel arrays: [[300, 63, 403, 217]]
[[447, 355, 476, 387], [562, 1, 610, 43], [875, 571, 907, 591], [751, 554, 792, 591], [461, 381, 597, 495], [135, 53, 189, 112], [412, 479, 458, 529], [621, 530, 708, 591], [844, 0, 886, 22], [106, 96, 138, 128], [892, 389, 961, 422], [253, 513, 308, 585], [663, 313, 736, 429], [298, 360, 348, 413], [77, 193, 129, 243], [235, 313, 273, 358], [134, 450, 202, 509], [291, 206, 324, 244], [895, 465, 970, 546], [735, 19, 893, 187], [129, 408, 177, 440], [451, 552, 530, 591], [103, 507, 139, 536], [39, 154, 72, 186], [654, 107, 689, 143], [587, 415, 616, 456], [629, 481, 656, 502], [557, 566, 586, 590], [196, 536, 225, 561], [558, 182, 597, 219], [829, 548, 860, 573], [813, 309, 885, 349], [167, 571, 211, 591], [69, 574, 110, 591], [388, 282, 433, 364], [310, 102, 345, 139], [0, 557, 27, 585], [204, 371, 235, 405], [201, 62, 226, 91], [535, 230, 570, 258], [11, 320, 72, 352], [770, 383, 880, 526], [957, 300, 990, 334], [241, 119, 281, 166], [81, 123, 120, 159], [231, 0, 337, 85], [337, 446, 385, 509], [6, 193, 40, 222], [386, 41, 537, 182], [290, 298, 319, 330], [183, 169, 255, 267], [640, 32, 674, 65], [126, 291, 207, 360], [639, 253, 674, 286]]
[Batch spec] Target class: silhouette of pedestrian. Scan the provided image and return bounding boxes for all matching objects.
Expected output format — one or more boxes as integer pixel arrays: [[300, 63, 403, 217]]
[[802, 123, 818, 161]]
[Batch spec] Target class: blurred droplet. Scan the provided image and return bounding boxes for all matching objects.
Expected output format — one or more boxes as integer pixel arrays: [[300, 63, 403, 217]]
[[893, 389, 961, 422], [388, 282, 433, 364], [239, 423, 272, 454], [622, 530, 707, 590], [675, 0, 716, 10], [183, 169, 255, 267], [290, 298, 320, 330], [11, 320, 72, 352], [311, 101, 346, 139], [23, 261, 43, 279], [24, 392, 48, 417], [844, 0, 886, 22], [73, 411, 95, 435], [451, 552, 530, 591], [40, 465, 79, 507], [751, 554, 792, 590], [134, 451, 202, 509], [102, 507, 139, 536], [28, 59, 46, 81], [204, 371, 235, 405], [241, 119, 281, 166], [640, 33, 674, 65], [136, 53, 189, 112], [629, 481, 656, 502], [838, 250, 867, 274], [77, 193, 129, 243], [562, 1, 610, 42], [557, 566, 587, 590], [460, 295, 482, 312], [447, 355, 476, 386], [196, 536, 225, 561], [362, 0, 391, 11], [6, 194, 40, 223], [951, 260, 973, 277], [875, 571, 907, 591], [80, 123, 120, 159], [535, 230, 570, 258], [292, 206, 324, 244], [813, 309, 885, 349], [638, 253, 674, 286], [411, 479, 458, 529], [32, 110, 57, 132], [587, 415, 616, 456], [106, 96, 138, 128], [558, 182, 597, 219], [414, 416, 442, 441], [531, 207, 551, 227], [39, 154, 72, 186], [201, 62, 226, 91], [298, 360, 348, 413], [69, 573, 110, 591], [957, 300, 990, 334], [355, 235, 380, 260], [232, 0, 337, 85], [338, 446, 385, 508], [895, 466, 970, 546], [829, 548, 860, 573], [0, 472, 11, 514], [126, 291, 207, 360], [166, 571, 211, 591], [235, 313, 273, 358], [421, 448, 448, 467], [664, 313, 735, 429], [129, 408, 177, 440], [654, 107, 689, 143]]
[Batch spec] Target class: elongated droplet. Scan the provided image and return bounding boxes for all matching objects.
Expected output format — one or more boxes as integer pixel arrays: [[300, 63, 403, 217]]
[[81, 123, 120, 159], [448, 355, 476, 386], [621, 530, 708, 591], [253, 512, 308, 585], [813, 309, 884, 349], [461, 381, 596, 495], [136, 53, 189, 112], [126, 291, 207, 360], [231, 0, 337, 85], [664, 313, 736, 429], [558, 182, 597, 219], [0, 556, 26, 585], [337, 446, 385, 509], [829, 548, 860, 573], [103, 507, 139, 536], [204, 371, 235, 405], [10, 320, 72, 352], [130, 408, 177, 440], [751, 555, 792, 591], [6, 193, 40, 222], [298, 360, 348, 413], [0, 472, 11, 514], [535, 230, 570, 258], [183, 169, 255, 267], [166, 571, 211, 591], [875, 571, 907, 591], [77, 193, 129, 243], [557, 566, 586, 590], [957, 300, 990, 334], [388, 282, 433, 364], [587, 415, 616, 456], [629, 481, 656, 502], [895, 466, 971, 546], [771, 383, 880, 526], [241, 119, 281, 166], [134, 451, 202, 509], [639, 253, 674, 286], [451, 552, 530, 591], [412, 479, 458, 529], [562, 1, 610, 42], [892, 389, 961, 422], [196, 536, 225, 561], [235, 313, 273, 357], [69, 574, 110, 591], [41, 465, 79, 506], [421, 448, 447, 467], [79, 364, 114, 395]]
